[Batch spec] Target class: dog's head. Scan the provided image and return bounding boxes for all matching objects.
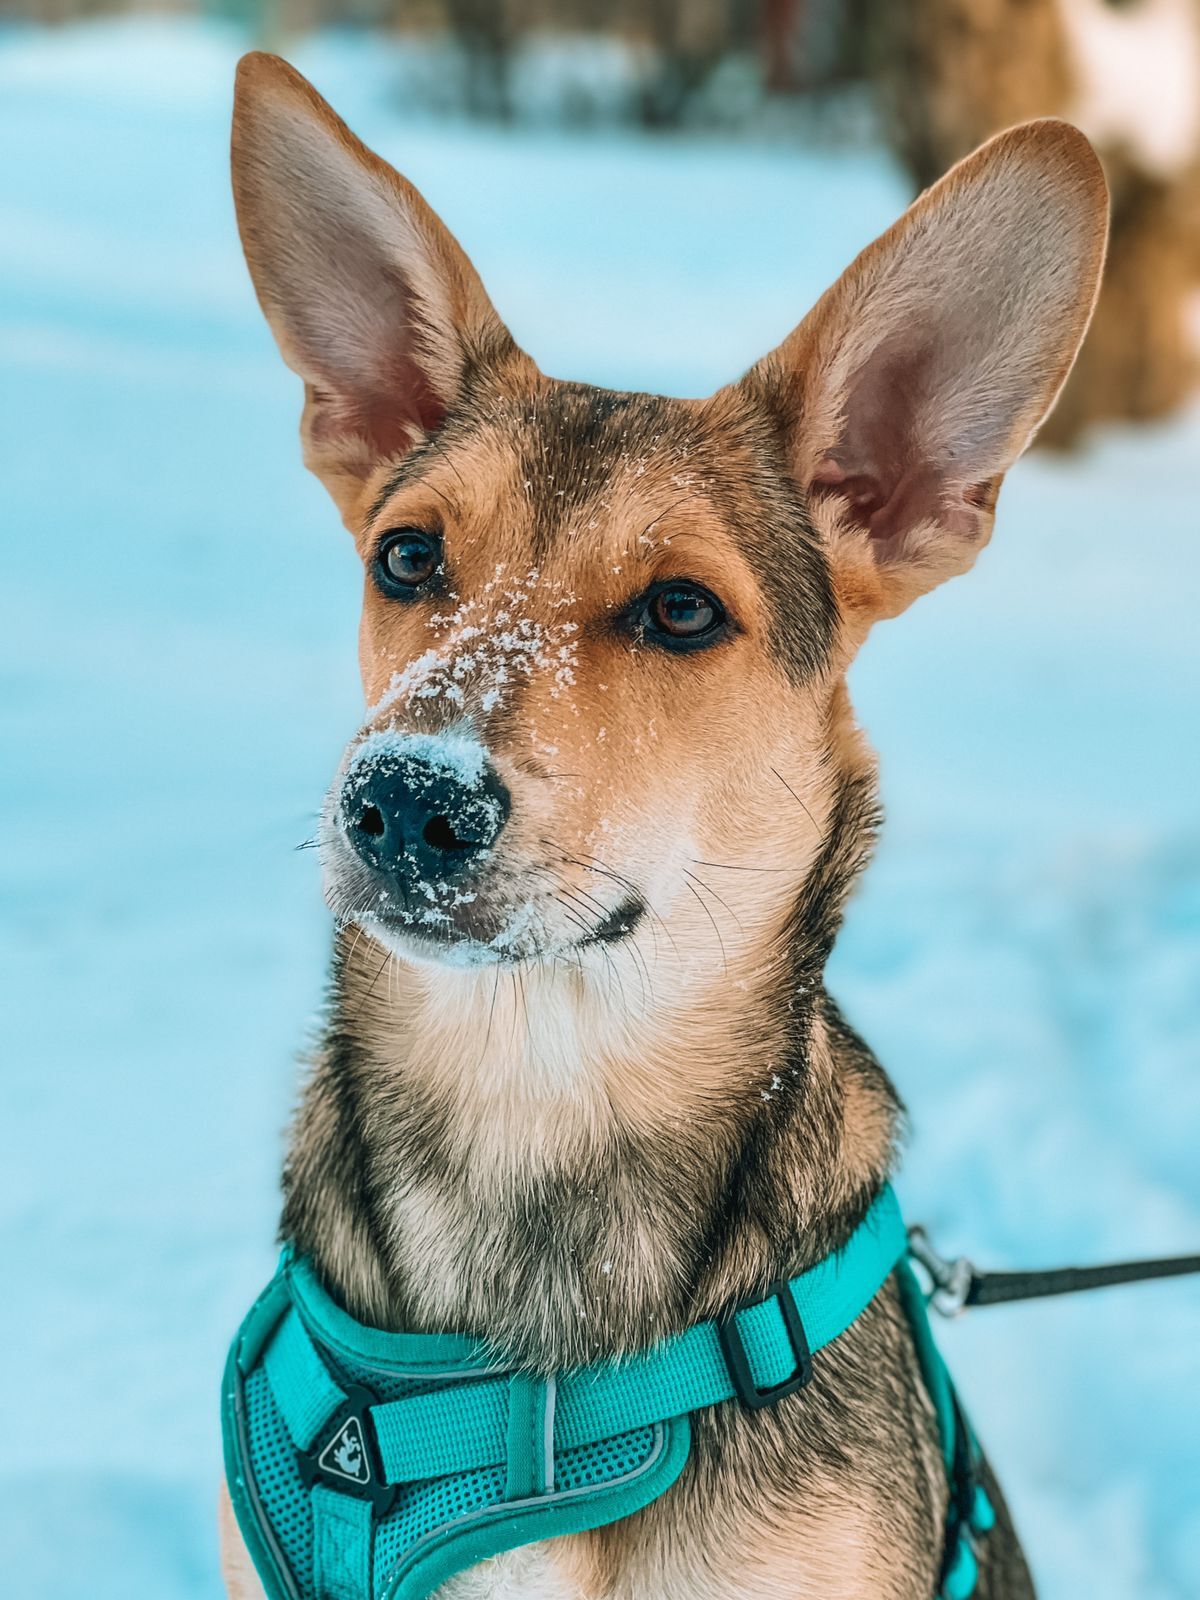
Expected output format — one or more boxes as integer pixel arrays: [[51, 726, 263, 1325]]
[[232, 57, 1106, 973]]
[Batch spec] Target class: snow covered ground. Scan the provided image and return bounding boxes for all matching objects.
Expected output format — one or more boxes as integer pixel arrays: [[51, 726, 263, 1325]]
[[1, 18, 1197, 1597]]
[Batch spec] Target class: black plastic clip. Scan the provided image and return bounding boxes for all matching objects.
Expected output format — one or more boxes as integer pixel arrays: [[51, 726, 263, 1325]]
[[717, 1282, 813, 1410], [296, 1383, 399, 1516]]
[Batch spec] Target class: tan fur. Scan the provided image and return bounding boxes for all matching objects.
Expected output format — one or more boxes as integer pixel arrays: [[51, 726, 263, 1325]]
[[224, 56, 1107, 1600], [219, 1482, 268, 1600]]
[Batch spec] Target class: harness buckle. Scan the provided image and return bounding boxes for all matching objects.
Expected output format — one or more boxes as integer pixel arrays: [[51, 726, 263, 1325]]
[[717, 1281, 813, 1410], [296, 1383, 399, 1516]]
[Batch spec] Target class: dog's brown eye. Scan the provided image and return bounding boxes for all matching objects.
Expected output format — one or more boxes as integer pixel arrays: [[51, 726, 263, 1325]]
[[645, 583, 724, 646], [376, 529, 441, 595]]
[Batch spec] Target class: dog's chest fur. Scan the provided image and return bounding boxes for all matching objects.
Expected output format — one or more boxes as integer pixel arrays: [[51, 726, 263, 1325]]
[[274, 952, 949, 1600], [432, 1547, 576, 1600], [429, 1507, 897, 1600]]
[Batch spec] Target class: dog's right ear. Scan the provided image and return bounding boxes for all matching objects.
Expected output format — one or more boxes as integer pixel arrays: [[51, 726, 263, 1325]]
[[231, 54, 522, 527]]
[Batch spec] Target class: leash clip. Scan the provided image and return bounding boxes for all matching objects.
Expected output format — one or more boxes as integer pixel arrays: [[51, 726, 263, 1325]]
[[908, 1227, 976, 1317]]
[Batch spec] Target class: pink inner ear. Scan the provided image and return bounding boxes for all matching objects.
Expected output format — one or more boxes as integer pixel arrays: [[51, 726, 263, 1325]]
[[812, 456, 971, 553], [306, 353, 448, 463], [366, 349, 449, 455], [808, 338, 988, 557], [359, 393, 427, 461], [296, 238, 456, 466], [812, 456, 988, 556], [811, 458, 881, 515]]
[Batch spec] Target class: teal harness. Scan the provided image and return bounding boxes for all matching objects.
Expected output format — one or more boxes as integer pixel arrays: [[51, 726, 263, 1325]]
[[222, 1186, 994, 1600]]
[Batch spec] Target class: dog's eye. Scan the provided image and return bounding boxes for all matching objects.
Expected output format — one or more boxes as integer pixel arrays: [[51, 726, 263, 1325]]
[[375, 529, 441, 595], [642, 583, 726, 648]]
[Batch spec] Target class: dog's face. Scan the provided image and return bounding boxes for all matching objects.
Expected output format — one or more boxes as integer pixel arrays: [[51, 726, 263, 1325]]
[[232, 57, 1106, 969], [327, 382, 841, 965]]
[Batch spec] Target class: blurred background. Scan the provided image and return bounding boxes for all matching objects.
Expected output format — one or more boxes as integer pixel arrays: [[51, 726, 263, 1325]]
[[1, 2, 1198, 1597]]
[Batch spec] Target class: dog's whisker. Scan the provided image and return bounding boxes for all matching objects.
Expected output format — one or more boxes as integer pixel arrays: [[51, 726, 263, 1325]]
[[423, 477, 458, 519], [553, 894, 595, 941], [563, 880, 622, 933], [507, 968, 523, 1059], [361, 948, 392, 1011], [515, 966, 540, 1074], [564, 881, 652, 1009], [637, 491, 704, 545], [681, 873, 728, 977], [609, 914, 656, 1001], [442, 455, 468, 497], [771, 765, 820, 836], [647, 525, 727, 558], [689, 857, 790, 875], [597, 874, 676, 966], [596, 934, 630, 1016], [552, 886, 630, 1013], [342, 921, 367, 974], [467, 962, 505, 1082], [546, 838, 680, 966], [682, 868, 743, 935]]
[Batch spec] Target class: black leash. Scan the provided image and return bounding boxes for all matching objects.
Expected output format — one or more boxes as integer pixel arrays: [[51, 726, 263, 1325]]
[[907, 1226, 1200, 1317]]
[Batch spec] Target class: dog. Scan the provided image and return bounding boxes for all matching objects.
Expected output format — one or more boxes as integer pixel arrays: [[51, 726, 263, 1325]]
[[220, 52, 1107, 1600]]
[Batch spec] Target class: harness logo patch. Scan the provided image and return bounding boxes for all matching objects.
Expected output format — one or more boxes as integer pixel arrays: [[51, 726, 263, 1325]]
[[318, 1416, 371, 1486]]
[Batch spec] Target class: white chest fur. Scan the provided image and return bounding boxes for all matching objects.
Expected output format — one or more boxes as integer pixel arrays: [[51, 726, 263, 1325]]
[[432, 1545, 581, 1600]]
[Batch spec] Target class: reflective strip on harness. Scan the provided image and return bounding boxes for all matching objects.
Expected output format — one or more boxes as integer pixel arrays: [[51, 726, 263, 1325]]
[[504, 1374, 556, 1500]]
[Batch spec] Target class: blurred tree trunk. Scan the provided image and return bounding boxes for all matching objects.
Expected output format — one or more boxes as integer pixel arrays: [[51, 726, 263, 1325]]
[[863, 0, 1200, 447], [444, 0, 515, 119], [629, 0, 757, 126], [763, 0, 801, 91], [765, 0, 876, 92]]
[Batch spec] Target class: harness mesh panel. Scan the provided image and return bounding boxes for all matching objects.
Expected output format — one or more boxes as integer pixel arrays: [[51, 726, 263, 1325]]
[[244, 1366, 316, 1592], [554, 1427, 659, 1490], [369, 1433, 661, 1596], [372, 1465, 510, 1593]]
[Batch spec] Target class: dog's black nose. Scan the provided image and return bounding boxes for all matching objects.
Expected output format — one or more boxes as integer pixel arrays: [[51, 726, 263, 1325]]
[[341, 740, 510, 887]]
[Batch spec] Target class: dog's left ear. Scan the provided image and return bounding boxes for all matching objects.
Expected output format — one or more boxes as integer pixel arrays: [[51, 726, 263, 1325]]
[[740, 120, 1108, 621], [231, 53, 525, 527]]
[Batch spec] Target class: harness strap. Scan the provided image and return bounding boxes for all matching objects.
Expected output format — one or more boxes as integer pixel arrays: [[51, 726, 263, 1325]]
[[312, 1487, 372, 1600], [504, 1375, 557, 1499], [896, 1257, 997, 1600], [265, 1305, 348, 1451], [297, 1186, 906, 1487]]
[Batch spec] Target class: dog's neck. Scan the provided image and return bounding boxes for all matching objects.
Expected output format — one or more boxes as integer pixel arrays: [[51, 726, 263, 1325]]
[[282, 777, 899, 1370]]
